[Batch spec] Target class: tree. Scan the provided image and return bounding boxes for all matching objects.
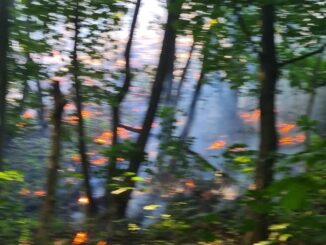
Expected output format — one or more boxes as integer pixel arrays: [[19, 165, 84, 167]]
[[0, 0, 10, 170], [37, 80, 66, 244]]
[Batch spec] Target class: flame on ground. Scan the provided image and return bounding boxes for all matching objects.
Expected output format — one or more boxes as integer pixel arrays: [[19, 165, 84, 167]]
[[207, 140, 226, 150], [94, 128, 131, 145], [64, 115, 79, 125], [34, 190, 46, 197], [19, 188, 31, 196], [240, 109, 260, 123], [72, 232, 88, 245], [278, 123, 295, 133], [91, 157, 107, 166], [22, 111, 34, 119], [279, 133, 306, 145], [78, 197, 89, 205], [97, 241, 107, 245]]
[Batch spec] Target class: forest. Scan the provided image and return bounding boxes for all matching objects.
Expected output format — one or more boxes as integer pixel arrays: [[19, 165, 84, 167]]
[[0, 0, 325, 244]]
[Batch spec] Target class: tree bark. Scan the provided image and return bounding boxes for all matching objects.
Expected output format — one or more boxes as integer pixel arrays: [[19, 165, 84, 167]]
[[111, 0, 182, 219], [251, 4, 278, 243], [37, 81, 66, 244], [106, 0, 142, 226], [0, 0, 10, 170], [72, 0, 97, 216]]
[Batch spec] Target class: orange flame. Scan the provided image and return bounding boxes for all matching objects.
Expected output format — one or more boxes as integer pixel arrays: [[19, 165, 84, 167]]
[[185, 179, 196, 188], [97, 241, 107, 245], [78, 197, 89, 205], [64, 115, 79, 125], [94, 131, 113, 145], [81, 110, 92, 119], [22, 111, 34, 119], [91, 157, 107, 166], [117, 127, 131, 139], [64, 103, 76, 111], [279, 133, 306, 145], [34, 190, 46, 197], [16, 122, 26, 128], [278, 123, 295, 133], [72, 232, 88, 245], [240, 109, 261, 123], [19, 188, 31, 196], [207, 140, 226, 150], [71, 154, 81, 163]]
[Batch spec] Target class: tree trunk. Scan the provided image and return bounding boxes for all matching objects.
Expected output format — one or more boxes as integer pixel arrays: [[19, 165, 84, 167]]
[[0, 0, 10, 170], [115, 0, 182, 218], [72, 0, 97, 216], [251, 4, 278, 243], [106, 0, 142, 225], [174, 40, 195, 105], [180, 68, 204, 140], [37, 81, 66, 244], [36, 79, 47, 129]]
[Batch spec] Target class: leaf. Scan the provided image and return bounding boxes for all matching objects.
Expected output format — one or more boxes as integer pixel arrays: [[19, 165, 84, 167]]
[[143, 204, 161, 211], [111, 187, 132, 195], [0, 171, 24, 182]]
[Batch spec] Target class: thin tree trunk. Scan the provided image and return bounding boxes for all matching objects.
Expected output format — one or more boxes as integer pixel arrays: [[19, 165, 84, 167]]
[[19, 80, 29, 114], [305, 53, 323, 146], [36, 79, 47, 129], [0, 0, 10, 170], [106, 0, 142, 224], [180, 68, 204, 140], [115, 0, 182, 218], [251, 4, 278, 243], [174, 40, 195, 105], [72, 0, 97, 216], [37, 81, 66, 244]]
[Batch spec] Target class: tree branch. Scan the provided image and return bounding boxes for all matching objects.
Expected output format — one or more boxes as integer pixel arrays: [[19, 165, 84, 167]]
[[118, 123, 142, 133], [278, 44, 325, 68]]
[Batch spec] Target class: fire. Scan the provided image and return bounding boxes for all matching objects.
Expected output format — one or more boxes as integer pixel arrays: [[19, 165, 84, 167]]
[[91, 157, 107, 166], [19, 188, 31, 196], [185, 179, 196, 188], [16, 122, 26, 128], [117, 127, 131, 139], [207, 140, 226, 150], [72, 232, 88, 245], [71, 154, 81, 163], [64, 115, 79, 125], [78, 197, 89, 205], [34, 190, 46, 197], [117, 157, 125, 162], [240, 109, 261, 123], [81, 110, 92, 119], [22, 111, 34, 119], [97, 241, 107, 245], [278, 123, 295, 133], [64, 103, 76, 111], [229, 147, 247, 152], [279, 133, 306, 145], [94, 131, 113, 145]]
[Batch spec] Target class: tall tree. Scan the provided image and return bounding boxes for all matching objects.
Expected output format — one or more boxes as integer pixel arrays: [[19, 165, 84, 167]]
[[251, 3, 278, 243], [0, 0, 10, 170], [37, 80, 66, 244], [111, 0, 183, 219], [106, 0, 142, 228], [72, 0, 97, 216]]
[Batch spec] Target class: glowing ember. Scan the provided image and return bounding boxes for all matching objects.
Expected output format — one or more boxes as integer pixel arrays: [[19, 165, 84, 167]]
[[207, 140, 226, 150], [97, 241, 107, 245], [16, 122, 26, 128], [229, 147, 247, 152], [91, 157, 107, 166], [78, 197, 89, 205], [240, 109, 260, 123], [81, 110, 92, 119], [94, 131, 113, 145], [72, 232, 88, 245], [64, 115, 79, 125], [117, 157, 125, 162], [22, 111, 34, 119], [279, 133, 306, 145], [19, 188, 31, 196], [34, 190, 46, 197], [71, 154, 81, 163], [117, 127, 131, 139], [278, 123, 295, 133], [185, 179, 195, 188], [64, 103, 76, 111]]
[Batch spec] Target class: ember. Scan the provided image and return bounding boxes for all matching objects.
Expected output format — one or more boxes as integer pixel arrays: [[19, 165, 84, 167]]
[[207, 140, 226, 150], [240, 109, 260, 123], [78, 197, 89, 205], [72, 232, 88, 245]]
